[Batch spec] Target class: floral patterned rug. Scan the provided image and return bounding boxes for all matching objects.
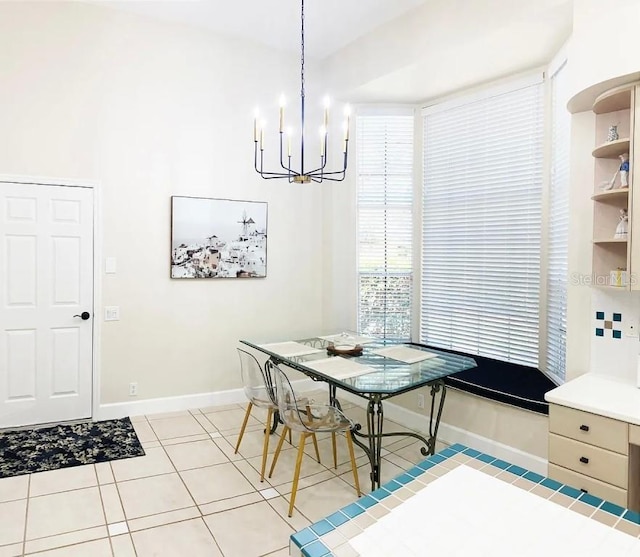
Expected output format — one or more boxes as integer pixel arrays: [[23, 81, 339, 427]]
[[0, 417, 145, 478]]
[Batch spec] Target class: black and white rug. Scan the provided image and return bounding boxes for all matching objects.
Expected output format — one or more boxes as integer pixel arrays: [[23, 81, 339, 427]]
[[0, 417, 145, 479]]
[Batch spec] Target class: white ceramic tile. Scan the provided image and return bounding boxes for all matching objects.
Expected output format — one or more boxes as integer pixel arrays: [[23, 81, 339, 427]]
[[260, 487, 280, 500], [203, 408, 260, 432], [26, 487, 104, 540], [0, 499, 27, 545], [94, 462, 114, 485], [29, 465, 97, 497], [107, 521, 129, 536], [0, 543, 23, 557], [131, 518, 222, 557], [0, 475, 28, 503], [110, 447, 174, 482], [127, 506, 201, 533], [131, 421, 157, 443], [198, 492, 263, 517], [117, 473, 195, 520]]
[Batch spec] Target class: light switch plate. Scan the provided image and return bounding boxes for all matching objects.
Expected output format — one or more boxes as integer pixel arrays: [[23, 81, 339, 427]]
[[105, 257, 117, 274], [625, 317, 638, 338], [105, 306, 120, 321]]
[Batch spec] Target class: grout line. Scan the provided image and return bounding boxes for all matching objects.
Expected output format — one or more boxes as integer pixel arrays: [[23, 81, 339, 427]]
[[21, 473, 31, 556]]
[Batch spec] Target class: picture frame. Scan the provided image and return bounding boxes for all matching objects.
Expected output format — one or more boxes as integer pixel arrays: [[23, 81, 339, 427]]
[[170, 196, 268, 279]]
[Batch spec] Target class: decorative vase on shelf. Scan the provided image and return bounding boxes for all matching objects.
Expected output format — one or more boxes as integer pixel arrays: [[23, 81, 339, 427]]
[[607, 125, 619, 142], [614, 208, 628, 239]]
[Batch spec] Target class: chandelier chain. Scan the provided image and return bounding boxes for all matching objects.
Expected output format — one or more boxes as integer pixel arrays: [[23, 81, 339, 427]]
[[300, 0, 305, 101]]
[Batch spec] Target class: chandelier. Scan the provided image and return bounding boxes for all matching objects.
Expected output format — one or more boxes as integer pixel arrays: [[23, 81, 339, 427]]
[[253, 0, 350, 183]]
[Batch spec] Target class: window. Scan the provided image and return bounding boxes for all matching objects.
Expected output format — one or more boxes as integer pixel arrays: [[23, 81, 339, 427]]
[[421, 77, 544, 367], [545, 61, 570, 382], [356, 110, 414, 340]]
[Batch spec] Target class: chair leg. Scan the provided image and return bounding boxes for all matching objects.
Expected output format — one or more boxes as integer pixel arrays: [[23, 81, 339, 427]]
[[234, 402, 253, 454], [268, 425, 289, 478], [288, 432, 308, 517], [260, 407, 273, 482], [331, 431, 337, 469], [345, 429, 361, 497], [305, 406, 321, 463]]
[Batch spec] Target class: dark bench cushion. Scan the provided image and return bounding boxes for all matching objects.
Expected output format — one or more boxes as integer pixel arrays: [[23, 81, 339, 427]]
[[410, 343, 558, 414]]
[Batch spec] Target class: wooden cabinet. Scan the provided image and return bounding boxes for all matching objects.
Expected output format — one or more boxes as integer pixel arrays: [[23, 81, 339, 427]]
[[590, 84, 638, 288], [548, 403, 637, 509]]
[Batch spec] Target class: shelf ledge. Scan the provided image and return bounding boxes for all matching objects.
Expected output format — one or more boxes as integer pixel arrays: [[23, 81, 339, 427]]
[[591, 188, 630, 201], [592, 138, 631, 158]]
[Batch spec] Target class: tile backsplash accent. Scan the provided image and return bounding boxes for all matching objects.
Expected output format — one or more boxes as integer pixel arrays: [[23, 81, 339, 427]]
[[591, 290, 640, 383]]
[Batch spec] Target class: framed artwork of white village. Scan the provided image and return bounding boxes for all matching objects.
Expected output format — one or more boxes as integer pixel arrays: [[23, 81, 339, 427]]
[[170, 196, 267, 279]]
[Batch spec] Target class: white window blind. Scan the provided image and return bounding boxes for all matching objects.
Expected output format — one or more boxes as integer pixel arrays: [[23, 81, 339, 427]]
[[357, 111, 414, 340], [421, 78, 544, 366], [545, 62, 570, 382]]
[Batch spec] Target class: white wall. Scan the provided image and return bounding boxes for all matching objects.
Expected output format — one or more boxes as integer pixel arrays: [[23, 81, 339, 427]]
[[0, 2, 327, 404]]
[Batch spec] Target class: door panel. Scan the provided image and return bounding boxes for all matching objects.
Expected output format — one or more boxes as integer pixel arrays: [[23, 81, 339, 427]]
[[0, 182, 93, 427]]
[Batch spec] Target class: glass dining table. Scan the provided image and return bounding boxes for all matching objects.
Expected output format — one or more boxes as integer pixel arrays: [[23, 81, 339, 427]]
[[239, 334, 477, 490]]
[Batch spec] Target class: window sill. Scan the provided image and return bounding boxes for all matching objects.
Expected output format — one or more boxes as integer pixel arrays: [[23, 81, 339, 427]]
[[410, 343, 559, 415]]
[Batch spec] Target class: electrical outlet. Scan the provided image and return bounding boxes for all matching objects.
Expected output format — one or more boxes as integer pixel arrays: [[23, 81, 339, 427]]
[[417, 393, 425, 409], [105, 306, 120, 321], [625, 318, 638, 338], [129, 382, 138, 396]]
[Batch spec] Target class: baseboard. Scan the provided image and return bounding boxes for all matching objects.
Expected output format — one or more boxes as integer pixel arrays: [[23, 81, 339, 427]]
[[95, 377, 318, 421], [336, 392, 548, 476]]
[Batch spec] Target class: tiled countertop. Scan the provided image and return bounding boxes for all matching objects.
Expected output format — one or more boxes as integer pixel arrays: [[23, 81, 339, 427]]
[[545, 373, 640, 426], [290, 444, 640, 557]]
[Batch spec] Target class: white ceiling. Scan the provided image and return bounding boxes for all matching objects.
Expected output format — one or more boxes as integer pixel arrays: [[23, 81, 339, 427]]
[[89, 0, 430, 60]]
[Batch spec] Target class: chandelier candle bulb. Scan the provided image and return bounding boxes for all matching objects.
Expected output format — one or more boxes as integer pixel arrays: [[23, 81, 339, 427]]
[[320, 126, 326, 157], [279, 95, 285, 132], [287, 128, 293, 158]]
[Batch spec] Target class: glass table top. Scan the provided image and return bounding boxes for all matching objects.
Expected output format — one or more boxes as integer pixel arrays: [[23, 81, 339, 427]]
[[239, 333, 477, 398]]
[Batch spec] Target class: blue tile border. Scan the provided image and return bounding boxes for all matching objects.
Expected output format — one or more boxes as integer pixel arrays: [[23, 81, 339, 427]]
[[292, 443, 638, 556]]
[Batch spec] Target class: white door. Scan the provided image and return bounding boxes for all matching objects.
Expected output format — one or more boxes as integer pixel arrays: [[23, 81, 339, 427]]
[[0, 182, 94, 428]]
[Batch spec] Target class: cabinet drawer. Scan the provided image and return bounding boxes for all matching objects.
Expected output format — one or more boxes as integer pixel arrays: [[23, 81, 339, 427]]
[[548, 463, 628, 508], [549, 433, 628, 489], [631, 423, 640, 446], [549, 404, 628, 454]]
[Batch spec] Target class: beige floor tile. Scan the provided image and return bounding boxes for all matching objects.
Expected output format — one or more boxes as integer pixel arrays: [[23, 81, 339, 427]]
[[291, 477, 361, 523], [267, 496, 312, 531], [393, 441, 429, 465], [0, 475, 29, 503], [24, 537, 112, 556], [227, 427, 278, 460], [23, 525, 107, 554], [302, 434, 365, 468], [198, 491, 262, 516], [129, 414, 147, 423], [211, 437, 244, 462], [117, 473, 195, 520], [275, 469, 338, 496], [26, 487, 104, 540], [382, 451, 415, 472], [100, 483, 125, 524], [203, 408, 261, 433], [197, 403, 242, 414], [192, 414, 218, 433], [131, 421, 157, 443], [132, 518, 222, 557], [203, 501, 293, 557], [232, 459, 273, 490], [0, 543, 23, 557], [110, 447, 174, 482], [127, 506, 201, 533], [161, 433, 211, 446], [29, 465, 97, 497], [94, 463, 114, 485], [110, 534, 136, 557], [164, 440, 228, 471], [340, 459, 404, 494], [146, 411, 192, 421], [0, 499, 27, 545], [250, 445, 327, 487], [180, 463, 254, 505], [148, 415, 207, 440], [263, 547, 290, 557]]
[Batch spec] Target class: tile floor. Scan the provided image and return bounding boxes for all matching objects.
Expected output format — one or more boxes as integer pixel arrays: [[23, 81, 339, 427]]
[[0, 390, 435, 556]]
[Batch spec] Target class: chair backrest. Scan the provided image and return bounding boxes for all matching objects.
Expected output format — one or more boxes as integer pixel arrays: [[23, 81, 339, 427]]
[[271, 363, 309, 433], [237, 348, 276, 407]]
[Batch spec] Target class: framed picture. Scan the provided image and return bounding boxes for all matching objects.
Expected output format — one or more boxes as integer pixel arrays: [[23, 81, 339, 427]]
[[170, 196, 268, 279]]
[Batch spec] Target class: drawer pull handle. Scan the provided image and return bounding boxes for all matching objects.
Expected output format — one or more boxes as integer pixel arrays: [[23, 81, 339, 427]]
[[579, 456, 589, 464], [579, 425, 590, 432], [580, 488, 589, 494]]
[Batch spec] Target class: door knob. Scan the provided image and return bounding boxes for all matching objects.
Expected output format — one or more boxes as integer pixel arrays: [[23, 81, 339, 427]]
[[73, 311, 91, 320]]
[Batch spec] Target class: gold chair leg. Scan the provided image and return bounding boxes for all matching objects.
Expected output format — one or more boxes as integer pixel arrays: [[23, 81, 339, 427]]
[[288, 432, 308, 517], [305, 406, 321, 463], [234, 402, 253, 454], [345, 429, 361, 497], [331, 431, 337, 469], [268, 425, 289, 478], [260, 407, 273, 482], [288, 428, 292, 444]]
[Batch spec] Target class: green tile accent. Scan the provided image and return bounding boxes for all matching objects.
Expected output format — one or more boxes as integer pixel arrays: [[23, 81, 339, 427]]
[[613, 330, 622, 339], [595, 328, 604, 337], [613, 313, 622, 322], [596, 311, 605, 320], [601, 501, 626, 517]]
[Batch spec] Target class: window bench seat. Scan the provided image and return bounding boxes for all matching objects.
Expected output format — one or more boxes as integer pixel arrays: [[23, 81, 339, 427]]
[[410, 344, 558, 415]]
